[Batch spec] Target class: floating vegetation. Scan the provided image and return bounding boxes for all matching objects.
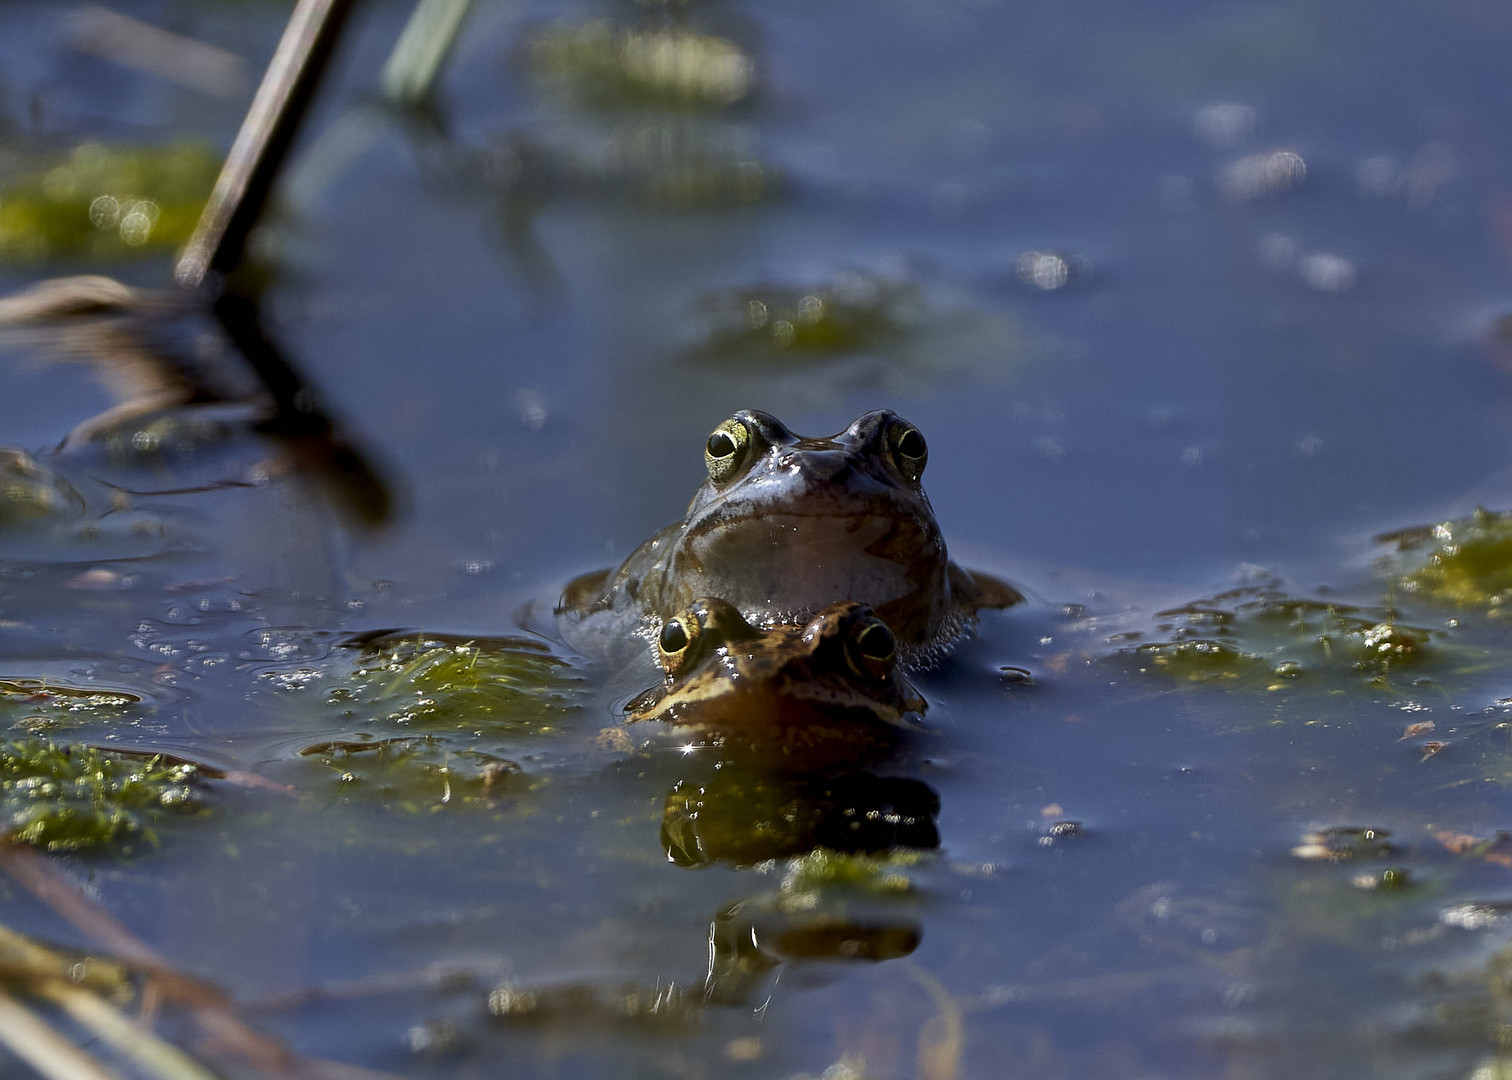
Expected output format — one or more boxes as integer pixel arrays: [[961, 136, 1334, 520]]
[[690, 271, 924, 361], [1384, 508, 1512, 615], [301, 633, 587, 812], [0, 677, 142, 736], [0, 140, 218, 263], [525, 20, 756, 109], [775, 847, 925, 909], [1120, 582, 1434, 687], [0, 738, 203, 852], [297, 734, 535, 813], [329, 632, 585, 734]]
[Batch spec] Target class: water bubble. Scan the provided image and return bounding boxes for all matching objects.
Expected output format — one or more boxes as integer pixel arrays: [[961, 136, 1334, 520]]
[[1297, 252, 1356, 294], [1220, 149, 1306, 201], [119, 200, 159, 246], [515, 389, 547, 430], [1016, 250, 1071, 291], [88, 195, 120, 229]]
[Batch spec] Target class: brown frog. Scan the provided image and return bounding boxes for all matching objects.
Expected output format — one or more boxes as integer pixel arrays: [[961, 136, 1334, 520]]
[[625, 597, 926, 768], [561, 409, 1021, 666]]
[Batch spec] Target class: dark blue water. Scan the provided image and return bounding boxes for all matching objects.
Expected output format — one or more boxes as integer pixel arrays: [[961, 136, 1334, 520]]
[[6, 1, 1512, 1077]]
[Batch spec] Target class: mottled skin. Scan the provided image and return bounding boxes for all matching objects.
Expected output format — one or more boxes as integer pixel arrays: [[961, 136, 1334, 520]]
[[626, 598, 926, 768], [561, 409, 1021, 665]]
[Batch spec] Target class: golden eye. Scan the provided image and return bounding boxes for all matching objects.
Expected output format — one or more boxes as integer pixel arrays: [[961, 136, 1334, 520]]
[[704, 418, 751, 485], [887, 420, 927, 482], [847, 617, 897, 678]]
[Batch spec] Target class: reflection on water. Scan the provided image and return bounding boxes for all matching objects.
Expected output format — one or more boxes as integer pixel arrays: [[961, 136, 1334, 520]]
[[7, 0, 1512, 1077]]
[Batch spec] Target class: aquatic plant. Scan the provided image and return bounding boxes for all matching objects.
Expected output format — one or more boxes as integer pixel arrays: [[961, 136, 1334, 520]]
[[302, 634, 586, 812], [1122, 582, 1434, 688], [0, 140, 218, 263], [297, 734, 536, 813], [1386, 508, 1512, 615], [0, 738, 203, 852], [329, 632, 584, 733], [525, 20, 755, 109], [690, 272, 924, 360], [776, 847, 925, 908]]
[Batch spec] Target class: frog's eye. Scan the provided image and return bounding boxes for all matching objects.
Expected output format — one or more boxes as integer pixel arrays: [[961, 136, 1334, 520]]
[[659, 618, 690, 657], [704, 418, 751, 485], [886, 420, 928, 482], [847, 618, 897, 679]]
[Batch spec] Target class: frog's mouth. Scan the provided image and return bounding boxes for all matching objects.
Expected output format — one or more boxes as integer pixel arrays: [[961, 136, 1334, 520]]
[[678, 510, 946, 619]]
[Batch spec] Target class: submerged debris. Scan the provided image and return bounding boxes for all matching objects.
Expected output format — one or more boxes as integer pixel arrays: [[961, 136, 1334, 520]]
[[0, 738, 204, 852]]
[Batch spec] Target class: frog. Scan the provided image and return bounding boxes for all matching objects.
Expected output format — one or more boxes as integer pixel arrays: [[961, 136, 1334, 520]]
[[624, 597, 927, 768], [560, 408, 1022, 667]]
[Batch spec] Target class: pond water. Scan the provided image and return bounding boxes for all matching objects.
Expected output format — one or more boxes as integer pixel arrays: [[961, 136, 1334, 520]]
[[5, 1, 1512, 1077]]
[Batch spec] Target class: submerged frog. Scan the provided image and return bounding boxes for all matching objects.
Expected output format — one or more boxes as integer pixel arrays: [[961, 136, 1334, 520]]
[[625, 597, 926, 767], [561, 409, 1021, 665]]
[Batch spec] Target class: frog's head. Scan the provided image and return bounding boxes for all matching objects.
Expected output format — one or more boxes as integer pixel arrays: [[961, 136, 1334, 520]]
[[650, 410, 951, 648], [626, 598, 926, 769]]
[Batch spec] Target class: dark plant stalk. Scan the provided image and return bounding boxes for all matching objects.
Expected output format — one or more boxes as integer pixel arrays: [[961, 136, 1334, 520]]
[[175, 0, 358, 290]]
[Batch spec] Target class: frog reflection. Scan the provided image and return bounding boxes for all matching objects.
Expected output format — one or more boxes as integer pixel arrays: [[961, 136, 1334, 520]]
[[562, 409, 1022, 667], [626, 597, 925, 769]]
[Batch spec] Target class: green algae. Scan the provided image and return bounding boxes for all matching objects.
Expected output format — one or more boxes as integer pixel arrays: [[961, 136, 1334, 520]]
[[1124, 582, 1435, 688], [525, 20, 755, 110], [0, 140, 218, 264], [0, 738, 203, 852], [1386, 509, 1512, 614], [297, 734, 536, 813], [301, 633, 587, 812], [329, 632, 584, 734], [775, 847, 925, 909], [691, 273, 923, 360]]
